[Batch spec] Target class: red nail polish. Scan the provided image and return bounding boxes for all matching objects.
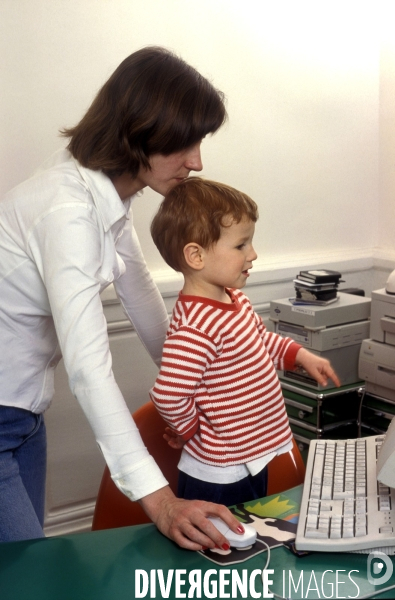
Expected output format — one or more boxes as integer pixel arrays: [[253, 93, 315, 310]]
[[237, 526, 244, 533], [222, 543, 230, 550]]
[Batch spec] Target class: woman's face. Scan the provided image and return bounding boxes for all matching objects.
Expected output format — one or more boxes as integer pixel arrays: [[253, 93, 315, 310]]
[[135, 141, 203, 196]]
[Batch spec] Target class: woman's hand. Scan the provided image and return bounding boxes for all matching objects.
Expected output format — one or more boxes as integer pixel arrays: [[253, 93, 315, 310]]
[[295, 347, 341, 388], [139, 486, 244, 551]]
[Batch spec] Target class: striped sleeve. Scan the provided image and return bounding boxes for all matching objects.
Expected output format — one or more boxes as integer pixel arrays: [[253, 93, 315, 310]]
[[262, 327, 301, 370], [251, 310, 301, 370], [149, 326, 219, 441]]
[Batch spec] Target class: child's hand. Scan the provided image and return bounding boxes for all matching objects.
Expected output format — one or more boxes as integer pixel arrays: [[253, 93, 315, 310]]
[[163, 427, 185, 450], [294, 347, 341, 388]]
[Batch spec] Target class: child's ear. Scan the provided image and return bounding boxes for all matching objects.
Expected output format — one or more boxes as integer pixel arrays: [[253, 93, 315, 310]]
[[183, 243, 204, 270]]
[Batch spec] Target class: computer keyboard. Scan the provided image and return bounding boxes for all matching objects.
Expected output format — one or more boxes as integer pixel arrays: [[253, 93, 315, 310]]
[[295, 435, 395, 554]]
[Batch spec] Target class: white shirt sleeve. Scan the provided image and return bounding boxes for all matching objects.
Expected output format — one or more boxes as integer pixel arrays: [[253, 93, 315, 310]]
[[28, 202, 168, 500]]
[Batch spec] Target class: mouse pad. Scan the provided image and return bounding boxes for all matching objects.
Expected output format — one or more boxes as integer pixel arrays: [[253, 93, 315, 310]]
[[199, 493, 299, 566]]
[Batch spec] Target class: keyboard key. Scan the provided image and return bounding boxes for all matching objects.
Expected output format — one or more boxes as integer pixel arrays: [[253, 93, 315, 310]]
[[379, 498, 391, 511], [355, 515, 367, 527], [310, 485, 321, 499], [331, 503, 343, 517], [333, 490, 354, 499], [306, 515, 318, 528], [356, 498, 366, 509], [330, 528, 342, 539], [343, 528, 354, 538], [321, 487, 332, 500], [344, 501, 354, 515], [305, 528, 329, 539]]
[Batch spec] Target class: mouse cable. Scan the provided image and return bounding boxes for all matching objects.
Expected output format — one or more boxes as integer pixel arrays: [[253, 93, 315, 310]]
[[357, 582, 395, 599], [258, 540, 292, 600]]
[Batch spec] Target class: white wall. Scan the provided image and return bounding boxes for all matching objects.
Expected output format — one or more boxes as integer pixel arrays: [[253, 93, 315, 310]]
[[0, 0, 389, 285], [378, 6, 395, 267]]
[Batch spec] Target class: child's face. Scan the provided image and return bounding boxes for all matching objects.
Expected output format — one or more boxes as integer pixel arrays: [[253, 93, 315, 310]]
[[202, 217, 257, 292]]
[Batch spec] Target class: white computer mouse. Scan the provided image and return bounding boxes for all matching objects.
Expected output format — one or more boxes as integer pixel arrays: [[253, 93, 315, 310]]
[[386, 269, 395, 295], [208, 516, 257, 549]]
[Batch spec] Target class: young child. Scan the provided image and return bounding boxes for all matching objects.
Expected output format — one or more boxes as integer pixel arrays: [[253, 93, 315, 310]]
[[150, 177, 340, 506]]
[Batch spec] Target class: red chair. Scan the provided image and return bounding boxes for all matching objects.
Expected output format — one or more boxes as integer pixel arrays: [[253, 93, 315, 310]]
[[266, 437, 306, 495], [92, 401, 305, 530], [92, 401, 181, 530]]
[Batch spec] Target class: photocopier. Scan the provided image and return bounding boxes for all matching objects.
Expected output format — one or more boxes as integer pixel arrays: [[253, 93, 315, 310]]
[[270, 292, 371, 390], [359, 272, 395, 401]]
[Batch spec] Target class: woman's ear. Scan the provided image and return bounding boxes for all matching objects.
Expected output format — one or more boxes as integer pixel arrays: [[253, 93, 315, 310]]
[[183, 243, 204, 271]]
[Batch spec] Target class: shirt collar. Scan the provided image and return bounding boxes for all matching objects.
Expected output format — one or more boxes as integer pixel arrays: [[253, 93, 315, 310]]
[[74, 158, 134, 232]]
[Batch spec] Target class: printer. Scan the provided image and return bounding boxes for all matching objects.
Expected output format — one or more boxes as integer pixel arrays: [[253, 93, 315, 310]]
[[359, 284, 395, 401], [270, 292, 371, 390]]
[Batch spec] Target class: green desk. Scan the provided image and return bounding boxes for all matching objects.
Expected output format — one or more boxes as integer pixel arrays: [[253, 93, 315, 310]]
[[1, 486, 394, 600]]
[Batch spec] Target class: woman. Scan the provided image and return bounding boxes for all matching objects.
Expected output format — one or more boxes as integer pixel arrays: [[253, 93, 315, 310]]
[[0, 46, 244, 549]]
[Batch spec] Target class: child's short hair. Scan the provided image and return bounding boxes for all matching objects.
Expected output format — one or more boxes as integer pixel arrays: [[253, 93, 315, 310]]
[[151, 177, 258, 272]]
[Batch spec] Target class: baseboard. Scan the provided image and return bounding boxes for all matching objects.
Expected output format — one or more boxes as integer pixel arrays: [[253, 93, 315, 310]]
[[44, 500, 95, 537]]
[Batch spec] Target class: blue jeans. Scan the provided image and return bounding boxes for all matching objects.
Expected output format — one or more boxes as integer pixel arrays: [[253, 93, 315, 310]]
[[178, 466, 268, 506], [0, 405, 47, 542]]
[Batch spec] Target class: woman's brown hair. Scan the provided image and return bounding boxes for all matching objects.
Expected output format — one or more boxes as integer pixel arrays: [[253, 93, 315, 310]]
[[151, 177, 258, 272], [61, 47, 227, 178]]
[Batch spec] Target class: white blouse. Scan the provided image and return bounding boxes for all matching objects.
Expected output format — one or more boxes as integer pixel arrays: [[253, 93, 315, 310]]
[[0, 149, 169, 501]]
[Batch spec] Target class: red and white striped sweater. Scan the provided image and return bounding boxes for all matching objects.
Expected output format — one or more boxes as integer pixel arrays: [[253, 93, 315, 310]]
[[150, 288, 301, 467]]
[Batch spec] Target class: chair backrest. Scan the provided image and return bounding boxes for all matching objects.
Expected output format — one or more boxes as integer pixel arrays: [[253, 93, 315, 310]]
[[92, 401, 182, 530], [92, 400, 306, 530], [266, 437, 306, 495]]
